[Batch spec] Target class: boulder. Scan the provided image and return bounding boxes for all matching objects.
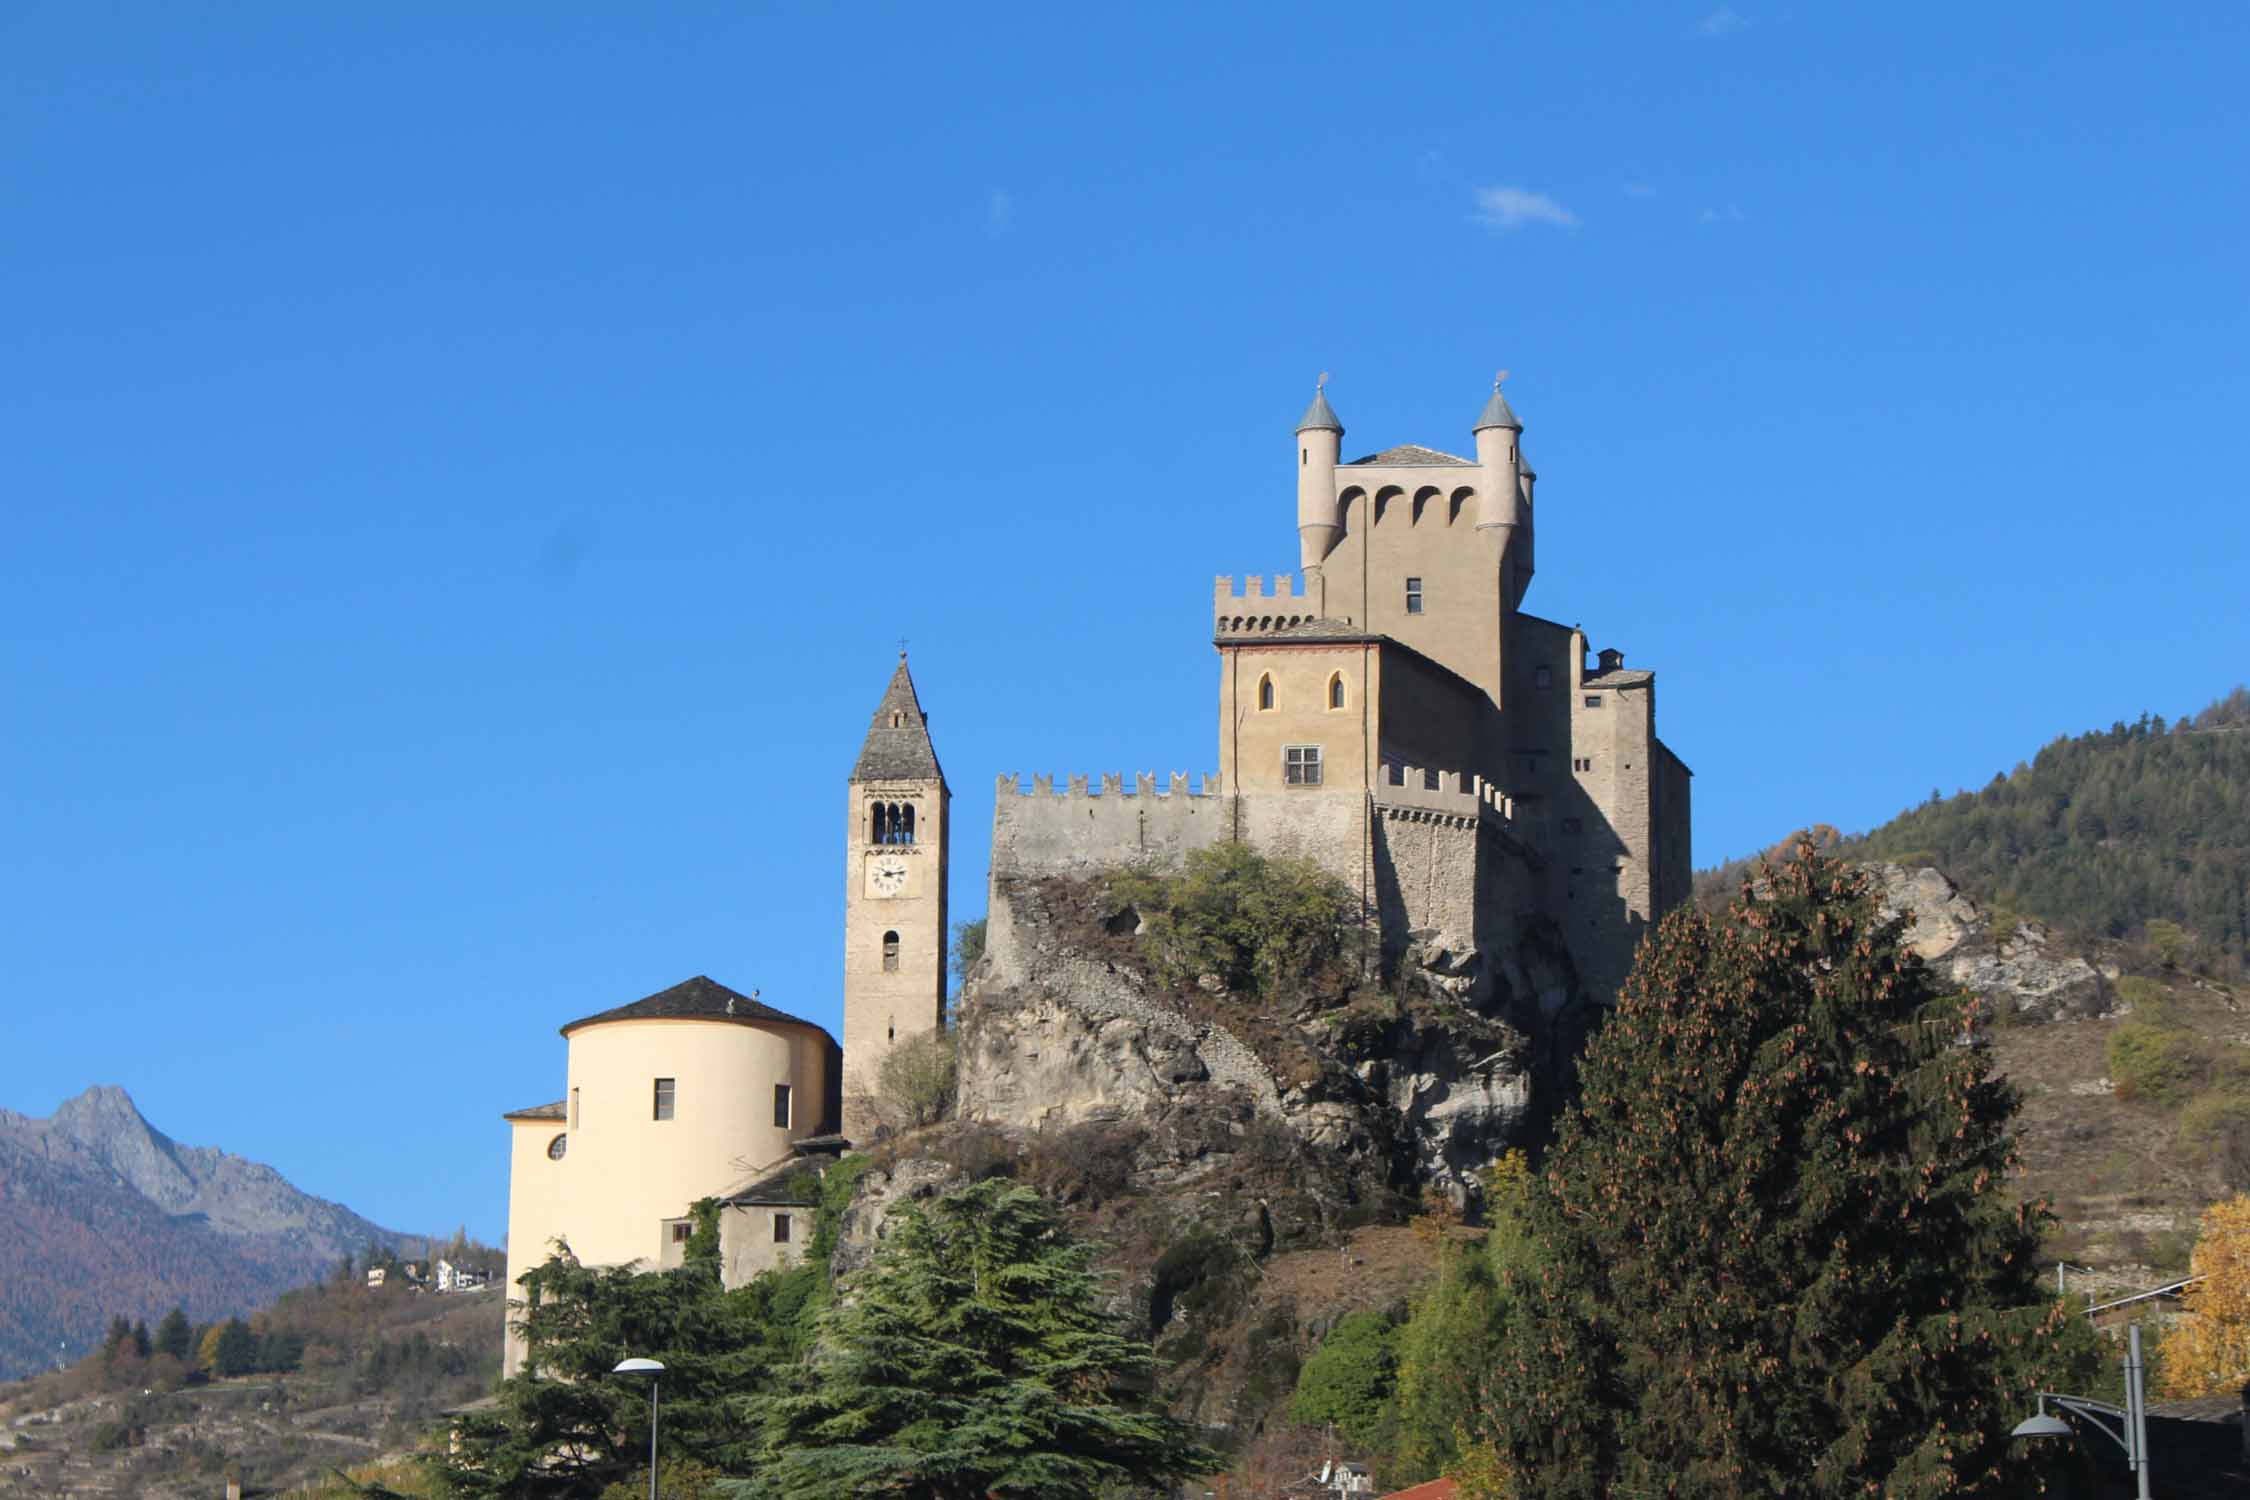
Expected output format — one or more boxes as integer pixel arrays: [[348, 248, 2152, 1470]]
[[1867, 862, 2109, 1021]]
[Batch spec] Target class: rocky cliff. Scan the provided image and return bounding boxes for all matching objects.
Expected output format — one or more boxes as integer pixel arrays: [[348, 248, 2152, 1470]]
[[1870, 863, 2111, 1021], [0, 1087, 415, 1380]]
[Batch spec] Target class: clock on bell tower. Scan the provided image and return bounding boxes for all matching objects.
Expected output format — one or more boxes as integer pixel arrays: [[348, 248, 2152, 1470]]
[[840, 653, 949, 1140]]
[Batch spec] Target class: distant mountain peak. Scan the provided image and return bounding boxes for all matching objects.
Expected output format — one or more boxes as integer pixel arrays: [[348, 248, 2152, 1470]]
[[46, 1084, 195, 1210]]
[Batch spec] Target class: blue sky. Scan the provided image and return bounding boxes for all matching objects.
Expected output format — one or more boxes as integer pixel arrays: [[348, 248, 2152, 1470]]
[[4, 4, 2245, 1242]]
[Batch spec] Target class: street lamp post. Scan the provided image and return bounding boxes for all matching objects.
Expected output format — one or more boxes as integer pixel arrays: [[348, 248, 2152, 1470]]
[[2011, 1322, 2152, 1500], [613, 1356, 666, 1500]]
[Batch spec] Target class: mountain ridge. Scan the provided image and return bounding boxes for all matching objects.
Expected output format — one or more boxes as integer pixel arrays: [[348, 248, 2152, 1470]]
[[0, 1085, 419, 1380]]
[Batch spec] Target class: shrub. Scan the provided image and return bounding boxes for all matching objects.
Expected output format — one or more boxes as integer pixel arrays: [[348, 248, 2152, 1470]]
[[1110, 843, 1351, 997], [2182, 1092, 2250, 1190], [1022, 1121, 1143, 1206], [2109, 1023, 2205, 1106], [950, 917, 987, 987], [857, 1027, 956, 1137], [1288, 1309, 1401, 1457], [2116, 975, 2182, 1028]]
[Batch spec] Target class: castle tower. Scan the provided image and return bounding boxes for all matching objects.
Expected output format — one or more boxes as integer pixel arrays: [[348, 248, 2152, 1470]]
[[1295, 376, 1345, 591], [841, 654, 948, 1140], [1471, 374, 1532, 607]]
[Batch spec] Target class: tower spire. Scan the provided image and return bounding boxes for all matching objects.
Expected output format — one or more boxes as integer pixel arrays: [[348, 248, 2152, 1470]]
[[851, 655, 945, 784], [1473, 369, 1522, 432], [1295, 373, 1344, 435]]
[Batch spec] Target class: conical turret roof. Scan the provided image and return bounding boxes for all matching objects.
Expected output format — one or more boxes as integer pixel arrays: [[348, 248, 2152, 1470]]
[[1473, 377, 1522, 432], [1295, 382, 1344, 434], [851, 655, 946, 783]]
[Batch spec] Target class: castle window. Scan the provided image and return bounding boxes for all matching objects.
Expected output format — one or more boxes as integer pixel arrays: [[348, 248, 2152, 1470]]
[[898, 803, 914, 844], [1284, 745, 1323, 786], [1584, 695, 1603, 708], [1405, 577, 1424, 615], [569, 1087, 580, 1129], [1257, 674, 1275, 711], [870, 803, 887, 844], [773, 1212, 793, 1244], [652, 1078, 676, 1121], [882, 930, 900, 972], [1328, 673, 1345, 710], [670, 1222, 693, 1244], [1535, 666, 1553, 690], [773, 1083, 792, 1129], [1574, 757, 1593, 772], [546, 1133, 568, 1161]]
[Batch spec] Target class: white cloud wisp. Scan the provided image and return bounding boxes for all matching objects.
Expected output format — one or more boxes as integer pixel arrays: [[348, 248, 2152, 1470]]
[[1471, 185, 1578, 232]]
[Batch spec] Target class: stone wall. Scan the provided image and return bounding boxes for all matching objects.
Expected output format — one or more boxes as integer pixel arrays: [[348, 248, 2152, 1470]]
[[990, 774, 1229, 879]]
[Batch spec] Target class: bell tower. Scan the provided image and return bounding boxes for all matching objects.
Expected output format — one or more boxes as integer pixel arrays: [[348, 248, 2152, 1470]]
[[841, 653, 949, 1140]]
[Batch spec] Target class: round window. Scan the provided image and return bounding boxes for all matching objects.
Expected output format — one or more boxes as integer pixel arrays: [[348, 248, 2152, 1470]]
[[547, 1133, 568, 1160]]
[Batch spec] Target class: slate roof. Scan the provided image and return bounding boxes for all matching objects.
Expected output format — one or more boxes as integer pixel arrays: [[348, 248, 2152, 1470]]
[[719, 1160, 822, 1206], [852, 655, 946, 784], [560, 975, 831, 1040], [1345, 443, 1473, 467], [503, 1100, 567, 1121], [1295, 387, 1343, 433], [1474, 384, 1522, 431]]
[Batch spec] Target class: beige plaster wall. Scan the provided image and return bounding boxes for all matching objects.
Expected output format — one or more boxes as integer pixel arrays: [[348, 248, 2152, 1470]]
[[500, 1118, 567, 1376], [1219, 642, 1374, 795], [558, 1018, 827, 1272]]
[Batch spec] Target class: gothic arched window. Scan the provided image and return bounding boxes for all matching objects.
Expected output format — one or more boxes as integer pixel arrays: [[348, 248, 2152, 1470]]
[[882, 930, 900, 972], [1328, 673, 1345, 710], [1257, 674, 1275, 711], [898, 804, 915, 845], [871, 804, 889, 845]]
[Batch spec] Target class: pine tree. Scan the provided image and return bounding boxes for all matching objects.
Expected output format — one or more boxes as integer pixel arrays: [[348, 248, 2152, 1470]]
[[215, 1318, 257, 1378], [130, 1320, 151, 1359], [728, 1178, 1216, 1499], [153, 1306, 193, 1362], [1491, 849, 2095, 1498]]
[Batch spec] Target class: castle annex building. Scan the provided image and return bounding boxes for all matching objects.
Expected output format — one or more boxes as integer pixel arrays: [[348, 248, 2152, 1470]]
[[498, 379, 1688, 1366]]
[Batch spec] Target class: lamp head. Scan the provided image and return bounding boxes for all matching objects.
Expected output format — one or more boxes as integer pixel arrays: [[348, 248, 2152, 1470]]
[[612, 1357, 666, 1376], [2010, 1413, 2074, 1441]]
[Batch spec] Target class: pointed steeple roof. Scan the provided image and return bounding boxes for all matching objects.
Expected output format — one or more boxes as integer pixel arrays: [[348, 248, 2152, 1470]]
[[1473, 372, 1522, 432], [851, 654, 946, 784], [1295, 375, 1344, 434]]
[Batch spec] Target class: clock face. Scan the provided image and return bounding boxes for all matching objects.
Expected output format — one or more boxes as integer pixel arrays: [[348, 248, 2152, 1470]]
[[867, 857, 910, 898]]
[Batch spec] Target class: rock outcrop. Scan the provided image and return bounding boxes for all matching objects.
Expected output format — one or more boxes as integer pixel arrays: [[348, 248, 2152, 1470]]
[[1869, 863, 2110, 1021]]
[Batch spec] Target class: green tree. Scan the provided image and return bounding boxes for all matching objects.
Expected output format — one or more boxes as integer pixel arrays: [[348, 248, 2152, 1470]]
[[214, 1317, 256, 1377], [949, 917, 987, 989], [1288, 1309, 1399, 1458], [727, 1178, 1216, 1499], [130, 1320, 151, 1359], [442, 1246, 813, 1500], [1110, 842, 1351, 997], [153, 1306, 193, 1362], [1491, 849, 2095, 1499]]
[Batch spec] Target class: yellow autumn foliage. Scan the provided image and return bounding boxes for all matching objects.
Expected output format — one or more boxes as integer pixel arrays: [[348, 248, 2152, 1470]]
[[2157, 1193, 2250, 1397]]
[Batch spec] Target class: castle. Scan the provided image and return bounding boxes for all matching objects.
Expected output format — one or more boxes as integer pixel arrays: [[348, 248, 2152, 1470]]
[[498, 378, 1688, 1371]]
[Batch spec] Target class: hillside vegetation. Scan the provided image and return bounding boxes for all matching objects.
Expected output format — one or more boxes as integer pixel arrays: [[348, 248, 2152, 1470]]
[[1851, 688, 2250, 973]]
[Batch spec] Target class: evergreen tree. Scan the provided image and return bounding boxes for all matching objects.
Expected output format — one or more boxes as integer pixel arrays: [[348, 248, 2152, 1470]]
[[100, 1317, 132, 1363], [728, 1178, 1216, 1500], [153, 1306, 192, 1362], [441, 1245, 807, 1500], [1491, 849, 2095, 1499], [215, 1317, 257, 1378], [130, 1320, 151, 1359]]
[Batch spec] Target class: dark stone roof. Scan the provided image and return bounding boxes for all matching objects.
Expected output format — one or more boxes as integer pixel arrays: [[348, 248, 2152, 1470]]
[[1345, 444, 1472, 466], [719, 1159, 822, 1206], [1473, 383, 1522, 432], [1295, 387, 1343, 434], [503, 1100, 567, 1121], [1213, 618, 1377, 644], [560, 975, 832, 1041], [851, 656, 946, 784]]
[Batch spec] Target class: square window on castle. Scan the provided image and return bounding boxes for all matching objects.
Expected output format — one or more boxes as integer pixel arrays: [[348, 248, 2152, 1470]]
[[773, 1213, 792, 1244], [653, 1078, 676, 1121], [670, 1221, 692, 1244], [1284, 745, 1323, 785], [773, 1083, 792, 1129], [1583, 695, 1603, 708], [1405, 577, 1424, 615]]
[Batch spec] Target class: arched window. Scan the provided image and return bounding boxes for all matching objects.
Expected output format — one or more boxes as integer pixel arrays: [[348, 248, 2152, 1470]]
[[1257, 674, 1275, 711], [871, 804, 889, 845], [1328, 673, 1345, 710], [882, 931, 900, 972], [898, 804, 915, 845]]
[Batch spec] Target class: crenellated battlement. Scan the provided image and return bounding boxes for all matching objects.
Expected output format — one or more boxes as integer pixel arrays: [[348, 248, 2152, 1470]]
[[1212, 572, 1352, 633], [995, 772, 1222, 798], [1374, 764, 1515, 828]]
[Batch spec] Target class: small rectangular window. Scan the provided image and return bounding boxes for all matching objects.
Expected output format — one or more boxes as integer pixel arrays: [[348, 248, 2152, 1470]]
[[1574, 757, 1593, 772], [1583, 694, 1603, 708], [1284, 745, 1324, 786], [653, 1078, 675, 1121], [773, 1213, 793, 1244], [1404, 577, 1424, 615], [569, 1087, 580, 1129], [773, 1083, 792, 1129], [670, 1222, 693, 1244], [1535, 666, 1553, 690]]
